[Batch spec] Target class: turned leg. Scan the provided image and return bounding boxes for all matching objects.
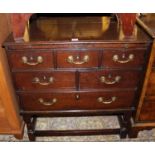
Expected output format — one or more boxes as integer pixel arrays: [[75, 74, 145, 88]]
[[23, 116, 36, 141]]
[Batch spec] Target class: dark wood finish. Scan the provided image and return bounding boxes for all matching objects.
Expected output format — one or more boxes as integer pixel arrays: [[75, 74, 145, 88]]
[[34, 128, 120, 137], [102, 48, 147, 68], [8, 50, 54, 70], [80, 69, 142, 89], [10, 14, 137, 41], [118, 115, 128, 138], [23, 116, 36, 141], [21, 109, 134, 116], [13, 71, 75, 90], [18, 90, 136, 111], [56, 50, 99, 68], [4, 43, 150, 50], [3, 14, 152, 141], [4, 15, 150, 45]]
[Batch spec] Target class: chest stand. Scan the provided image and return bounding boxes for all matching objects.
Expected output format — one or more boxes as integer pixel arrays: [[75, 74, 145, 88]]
[[22, 110, 132, 141]]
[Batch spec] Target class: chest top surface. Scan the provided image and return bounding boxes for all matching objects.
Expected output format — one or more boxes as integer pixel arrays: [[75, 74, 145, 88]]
[[4, 15, 152, 46]]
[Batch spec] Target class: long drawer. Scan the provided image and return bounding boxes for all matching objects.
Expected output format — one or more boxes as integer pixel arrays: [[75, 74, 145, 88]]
[[19, 90, 136, 111]]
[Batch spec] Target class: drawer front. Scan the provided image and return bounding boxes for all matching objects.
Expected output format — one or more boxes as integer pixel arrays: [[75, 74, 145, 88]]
[[19, 93, 76, 111], [19, 91, 135, 111], [80, 70, 141, 89], [13, 71, 75, 90], [146, 71, 155, 95], [8, 51, 53, 69], [77, 91, 135, 109], [102, 49, 146, 68], [139, 96, 155, 121], [57, 50, 99, 68]]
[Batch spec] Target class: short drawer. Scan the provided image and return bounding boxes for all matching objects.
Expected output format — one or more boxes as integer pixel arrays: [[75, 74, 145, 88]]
[[19, 90, 135, 111], [8, 51, 53, 70], [13, 71, 75, 90], [102, 49, 146, 68], [56, 50, 99, 68], [80, 70, 141, 89]]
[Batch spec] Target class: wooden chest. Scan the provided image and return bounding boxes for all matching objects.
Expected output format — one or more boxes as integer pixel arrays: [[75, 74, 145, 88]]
[[3, 15, 152, 141]]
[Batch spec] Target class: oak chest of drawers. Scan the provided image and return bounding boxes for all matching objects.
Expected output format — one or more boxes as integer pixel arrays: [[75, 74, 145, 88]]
[[3, 15, 152, 141]]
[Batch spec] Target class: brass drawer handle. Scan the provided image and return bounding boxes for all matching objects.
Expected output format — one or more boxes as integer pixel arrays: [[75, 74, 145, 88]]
[[113, 54, 134, 63], [67, 55, 89, 65], [38, 98, 57, 106], [22, 56, 43, 66], [32, 76, 54, 86], [97, 96, 117, 104], [100, 75, 121, 85]]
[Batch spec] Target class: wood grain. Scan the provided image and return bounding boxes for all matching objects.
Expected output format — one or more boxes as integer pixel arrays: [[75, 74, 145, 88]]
[[0, 14, 24, 137], [135, 41, 155, 121]]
